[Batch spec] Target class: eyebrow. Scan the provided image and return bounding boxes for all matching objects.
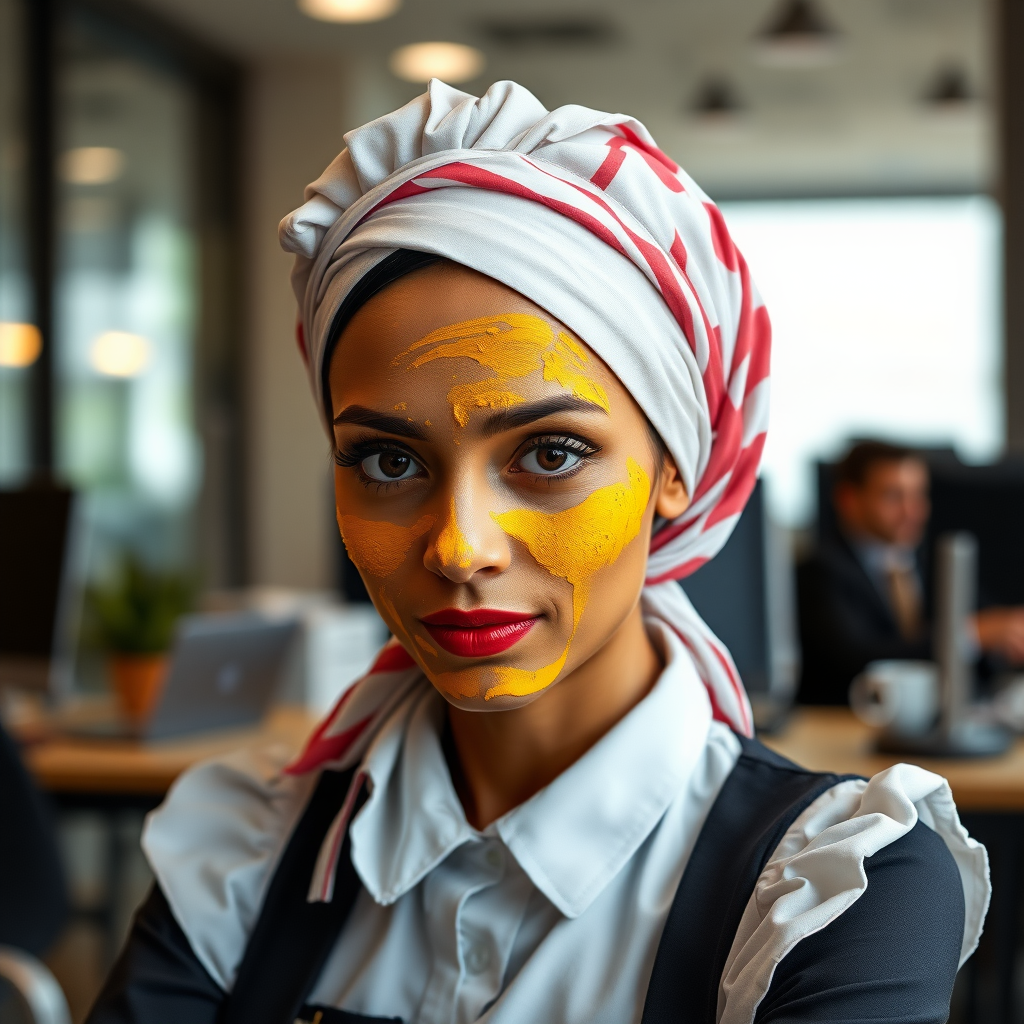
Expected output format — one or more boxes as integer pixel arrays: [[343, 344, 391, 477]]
[[481, 396, 608, 437], [333, 405, 428, 440]]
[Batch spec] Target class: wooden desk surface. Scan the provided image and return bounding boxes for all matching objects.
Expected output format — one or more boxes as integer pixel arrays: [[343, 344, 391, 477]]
[[22, 705, 318, 797], [21, 702, 1024, 810], [764, 707, 1024, 812]]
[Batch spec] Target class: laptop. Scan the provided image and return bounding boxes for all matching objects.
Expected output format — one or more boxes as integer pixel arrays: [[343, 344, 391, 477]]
[[68, 612, 300, 741]]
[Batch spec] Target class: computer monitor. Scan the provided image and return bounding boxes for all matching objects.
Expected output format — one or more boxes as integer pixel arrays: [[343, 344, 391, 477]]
[[927, 459, 1024, 607], [680, 480, 799, 712], [0, 486, 80, 695]]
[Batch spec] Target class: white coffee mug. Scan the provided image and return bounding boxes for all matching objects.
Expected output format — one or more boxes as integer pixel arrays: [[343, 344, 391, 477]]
[[849, 660, 939, 737]]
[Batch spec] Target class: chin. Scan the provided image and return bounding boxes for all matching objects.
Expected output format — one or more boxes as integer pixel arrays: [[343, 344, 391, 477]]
[[436, 688, 550, 714]]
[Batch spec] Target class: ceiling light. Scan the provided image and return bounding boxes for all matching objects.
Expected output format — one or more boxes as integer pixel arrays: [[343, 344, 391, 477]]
[[925, 65, 974, 109], [61, 146, 124, 186], [691, 77, 744, 121], [389, 42, 485, 84], [90, 331, 150, 378], [298, 0, 399, 23], [754, 0, 842, 68], [0, 322, 42, 368]]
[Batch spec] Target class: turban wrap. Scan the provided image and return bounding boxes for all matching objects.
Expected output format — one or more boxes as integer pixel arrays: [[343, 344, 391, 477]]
[[280, 79, 770, 786]]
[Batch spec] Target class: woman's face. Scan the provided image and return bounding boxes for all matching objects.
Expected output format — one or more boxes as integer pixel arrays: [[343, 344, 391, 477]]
[[329, 262, 685, 711]]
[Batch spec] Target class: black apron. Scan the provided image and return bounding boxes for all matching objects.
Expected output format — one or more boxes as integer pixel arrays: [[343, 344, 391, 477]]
[[218, 736, 858, 1024]]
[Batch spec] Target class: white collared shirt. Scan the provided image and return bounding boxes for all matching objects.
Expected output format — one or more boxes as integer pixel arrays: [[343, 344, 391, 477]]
[[308, 623, 737, 1024], [142, 621, 988, 1024]]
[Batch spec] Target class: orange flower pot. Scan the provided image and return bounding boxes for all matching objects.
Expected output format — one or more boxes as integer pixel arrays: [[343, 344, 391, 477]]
[[109, 654, 168, 726]]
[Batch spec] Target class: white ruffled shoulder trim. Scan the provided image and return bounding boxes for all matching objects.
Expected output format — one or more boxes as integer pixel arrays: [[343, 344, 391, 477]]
[[717, 763, 990, 1024], [141, 743, 319, 992]]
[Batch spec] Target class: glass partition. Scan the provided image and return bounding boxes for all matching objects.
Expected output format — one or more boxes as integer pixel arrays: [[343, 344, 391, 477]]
[[0, 0, 34, 484], [55, 9, 201, 574]]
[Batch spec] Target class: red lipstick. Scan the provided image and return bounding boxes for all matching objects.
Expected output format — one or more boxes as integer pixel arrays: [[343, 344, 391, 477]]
[[420, 608, 539, 658]]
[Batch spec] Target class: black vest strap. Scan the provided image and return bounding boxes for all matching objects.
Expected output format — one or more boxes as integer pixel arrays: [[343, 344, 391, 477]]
[[219, 768, 368, 1024], [640, 736, 861, 1024]]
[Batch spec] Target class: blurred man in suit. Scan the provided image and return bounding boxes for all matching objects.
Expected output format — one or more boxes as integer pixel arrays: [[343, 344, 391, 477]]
[[797, 441, 1024, 705]]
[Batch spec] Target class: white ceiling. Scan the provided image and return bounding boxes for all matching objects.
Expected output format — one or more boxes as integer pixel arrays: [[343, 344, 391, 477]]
[[137, 0, 993, 198]]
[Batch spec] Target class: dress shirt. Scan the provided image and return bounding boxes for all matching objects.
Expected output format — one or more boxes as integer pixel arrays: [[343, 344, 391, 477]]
[[142, 621, 988, 1024], [309, 622, 738, 1024]]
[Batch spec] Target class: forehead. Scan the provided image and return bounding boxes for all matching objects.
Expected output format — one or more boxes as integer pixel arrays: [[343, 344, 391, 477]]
[[329, 262, 617, 401], [865, 458, 929, 490]]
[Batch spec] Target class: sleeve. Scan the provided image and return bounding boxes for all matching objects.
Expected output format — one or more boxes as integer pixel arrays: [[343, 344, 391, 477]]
[[85, 885, 225, 1024], [139, 742, 318, 991], [718, 766, 989, 1024], [753, 821, 964, 1024]]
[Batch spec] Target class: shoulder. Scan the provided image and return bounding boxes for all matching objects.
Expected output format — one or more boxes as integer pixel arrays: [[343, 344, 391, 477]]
[[142, 743, 320, 992], [718, 762, 990, 1024], [753, 822, 963, 1023]]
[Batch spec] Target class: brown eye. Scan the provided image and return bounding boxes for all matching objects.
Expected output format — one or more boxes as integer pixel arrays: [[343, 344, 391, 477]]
[[361, 451, 418, 482], [537, 447, 568, 471], [519, 445, 581, 475]]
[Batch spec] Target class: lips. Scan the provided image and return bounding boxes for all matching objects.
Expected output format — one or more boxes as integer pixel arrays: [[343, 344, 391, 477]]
[[420, 608, 539, 658]]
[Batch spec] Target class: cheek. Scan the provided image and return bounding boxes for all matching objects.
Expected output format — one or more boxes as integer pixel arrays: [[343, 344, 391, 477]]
[[337, 513, 436, 578], [483, 459, 651, 701], [492, 457, 651, 624]]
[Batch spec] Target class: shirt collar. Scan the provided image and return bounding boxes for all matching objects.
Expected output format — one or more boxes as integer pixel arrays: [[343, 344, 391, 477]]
[[847, 532, 917, 575], [349, 621, 713, 918]]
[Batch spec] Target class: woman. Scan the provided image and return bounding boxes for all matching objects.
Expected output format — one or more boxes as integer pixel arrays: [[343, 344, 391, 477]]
[[88, 80, 987, 1024]]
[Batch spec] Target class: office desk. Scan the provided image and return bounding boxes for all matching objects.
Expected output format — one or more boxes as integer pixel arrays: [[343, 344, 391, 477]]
[[21, 704, 318, 801], [765, 706, 1024, 1024], [762, 706, 1024, 811]]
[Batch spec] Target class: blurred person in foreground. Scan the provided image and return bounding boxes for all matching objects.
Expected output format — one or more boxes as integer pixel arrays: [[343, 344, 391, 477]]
[[797, 440, 1024, 705]]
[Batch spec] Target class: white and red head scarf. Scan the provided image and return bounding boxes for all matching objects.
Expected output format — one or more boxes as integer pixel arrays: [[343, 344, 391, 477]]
[[280, 79, 770, 777]]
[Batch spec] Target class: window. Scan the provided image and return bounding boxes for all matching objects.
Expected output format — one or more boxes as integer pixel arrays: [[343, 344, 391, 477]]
[[1, 0, 243, 585], [56, 9, 201, 570], [720, 196, 1003, 525], [0, 0, 32, 482]]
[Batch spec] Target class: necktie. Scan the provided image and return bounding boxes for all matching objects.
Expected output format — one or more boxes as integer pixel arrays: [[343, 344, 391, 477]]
[[886, 563, 922, 640]]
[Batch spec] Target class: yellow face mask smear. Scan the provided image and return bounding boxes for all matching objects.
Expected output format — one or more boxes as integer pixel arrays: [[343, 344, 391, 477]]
[[376, 586, 401, 631], [414, 634, 438, 656], [338, 513, 436, 577], [393, 314, 610, 427], [486, 457, 651, 700], [432, 667, 482, 700], [435, 497, 474, 570], [544, 333, 611, 412], [447, 383, 526, 429]]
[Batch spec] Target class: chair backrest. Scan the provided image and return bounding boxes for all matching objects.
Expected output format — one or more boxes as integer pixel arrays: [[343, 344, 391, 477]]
[[0, 947, 71, 1024]]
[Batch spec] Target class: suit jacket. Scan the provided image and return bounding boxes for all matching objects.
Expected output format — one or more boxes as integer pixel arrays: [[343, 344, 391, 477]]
[[796, 535, 932, 706]]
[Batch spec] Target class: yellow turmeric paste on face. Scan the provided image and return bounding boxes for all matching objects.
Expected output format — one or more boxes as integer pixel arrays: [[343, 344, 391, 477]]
[[337, 513, 436, 577], [393, 314, 610, 427], [486, 457, 651, 700], [435, 497, 475, 570]]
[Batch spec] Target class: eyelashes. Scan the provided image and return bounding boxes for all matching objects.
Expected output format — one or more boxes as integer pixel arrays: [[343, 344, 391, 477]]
[[333, 431, 604, 485], [334, 437, 415, 469]]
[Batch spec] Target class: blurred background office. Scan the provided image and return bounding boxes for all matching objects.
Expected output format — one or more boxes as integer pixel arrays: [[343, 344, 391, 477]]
[[2, 0, 1024, 1020]]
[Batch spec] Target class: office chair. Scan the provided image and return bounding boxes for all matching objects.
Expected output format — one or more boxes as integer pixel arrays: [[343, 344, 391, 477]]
[[0, 724, 71, 1024], [0, 947, 71, 1024]]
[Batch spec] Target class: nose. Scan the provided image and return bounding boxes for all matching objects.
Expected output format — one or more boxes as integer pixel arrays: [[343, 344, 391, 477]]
[[424, 490, 511, 583]]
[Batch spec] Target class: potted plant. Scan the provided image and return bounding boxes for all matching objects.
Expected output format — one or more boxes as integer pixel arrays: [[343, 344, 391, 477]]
[[85, 556, 194, 725]]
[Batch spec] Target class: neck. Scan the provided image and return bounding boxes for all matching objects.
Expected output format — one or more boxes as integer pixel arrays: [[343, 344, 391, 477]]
[[445, 600, 663, 830]]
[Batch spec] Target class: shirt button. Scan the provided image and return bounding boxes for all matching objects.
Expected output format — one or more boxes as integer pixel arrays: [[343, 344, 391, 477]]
[[465, 942, 491, 974], [485, 846, 503, 869]]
